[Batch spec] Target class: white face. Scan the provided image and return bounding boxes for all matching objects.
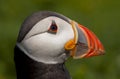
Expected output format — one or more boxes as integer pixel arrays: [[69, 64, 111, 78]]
[[17, 16, 74, 64]]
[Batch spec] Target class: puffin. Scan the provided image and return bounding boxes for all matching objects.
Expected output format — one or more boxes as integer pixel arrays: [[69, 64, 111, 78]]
[[14, 11, 104, 79]]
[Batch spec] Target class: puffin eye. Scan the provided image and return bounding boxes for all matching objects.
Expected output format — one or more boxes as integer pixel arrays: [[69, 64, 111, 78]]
[[48, 21, 58, 33]]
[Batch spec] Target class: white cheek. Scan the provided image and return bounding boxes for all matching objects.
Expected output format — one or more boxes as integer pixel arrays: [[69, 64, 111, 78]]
[[20, 28, 74, 64], [20, 33, 66, 64], [19, 16, 74, 64]]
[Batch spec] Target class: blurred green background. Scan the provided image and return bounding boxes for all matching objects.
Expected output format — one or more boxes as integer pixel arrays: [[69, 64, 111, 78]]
[[0, 0, 120, 79]]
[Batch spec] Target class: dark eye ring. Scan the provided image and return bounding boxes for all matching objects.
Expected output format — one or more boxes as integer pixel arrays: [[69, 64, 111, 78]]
[[50, 24, 57, 31], [48, 21, 58, 33]]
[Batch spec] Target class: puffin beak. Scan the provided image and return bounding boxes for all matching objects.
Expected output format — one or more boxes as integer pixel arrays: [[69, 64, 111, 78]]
[[65, 21, 105, 59]]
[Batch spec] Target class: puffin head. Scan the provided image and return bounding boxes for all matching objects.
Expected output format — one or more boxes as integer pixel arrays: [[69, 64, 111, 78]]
[[16, 11, 104, 64]]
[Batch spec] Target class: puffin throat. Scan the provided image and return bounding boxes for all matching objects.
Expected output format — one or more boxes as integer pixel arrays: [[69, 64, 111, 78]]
[[14, 46, 71, 79]]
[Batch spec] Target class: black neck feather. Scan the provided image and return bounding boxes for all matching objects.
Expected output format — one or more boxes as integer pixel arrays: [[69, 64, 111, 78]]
[[14, 46, 71, 79]]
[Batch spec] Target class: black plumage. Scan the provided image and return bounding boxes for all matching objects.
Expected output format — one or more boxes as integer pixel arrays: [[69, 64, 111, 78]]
[[14, 46, 71, 79]]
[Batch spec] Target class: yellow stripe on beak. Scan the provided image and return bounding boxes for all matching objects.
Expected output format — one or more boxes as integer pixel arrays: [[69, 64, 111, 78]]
[[64, 21, 78, 56]]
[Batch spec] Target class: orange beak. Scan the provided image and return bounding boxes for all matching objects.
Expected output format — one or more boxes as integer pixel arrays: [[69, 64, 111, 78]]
[[65, 21, 105, 59]]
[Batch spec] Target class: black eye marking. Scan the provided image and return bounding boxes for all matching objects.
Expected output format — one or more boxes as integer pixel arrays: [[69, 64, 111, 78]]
[[48, 20, 58, 34]]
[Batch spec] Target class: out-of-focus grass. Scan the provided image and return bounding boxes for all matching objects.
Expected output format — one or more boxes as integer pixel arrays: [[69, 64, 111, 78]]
[[0, 0, 120, 79]]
